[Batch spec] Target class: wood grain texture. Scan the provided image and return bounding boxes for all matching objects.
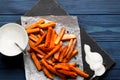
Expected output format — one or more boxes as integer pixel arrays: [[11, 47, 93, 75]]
[[0, 0, 38, 15], [0, 0, 119, 80], [1, 0, 120, 15], [0, 69, 25, 80], [56, 0, 120, 14]]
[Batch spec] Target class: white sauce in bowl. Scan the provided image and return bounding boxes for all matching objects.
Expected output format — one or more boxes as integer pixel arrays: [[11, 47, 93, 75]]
[[0, 23, 28, 56]]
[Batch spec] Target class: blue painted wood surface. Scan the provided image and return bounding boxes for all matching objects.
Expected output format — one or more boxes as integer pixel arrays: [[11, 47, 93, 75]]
[[0, 0, 120, 80]]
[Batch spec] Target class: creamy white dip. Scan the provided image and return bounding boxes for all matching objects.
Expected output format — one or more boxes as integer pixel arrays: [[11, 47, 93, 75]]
[[84, 44, 105, 79]]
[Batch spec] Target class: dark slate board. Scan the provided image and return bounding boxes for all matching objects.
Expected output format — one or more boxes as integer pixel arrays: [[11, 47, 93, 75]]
[[18, 0, 115, 79]]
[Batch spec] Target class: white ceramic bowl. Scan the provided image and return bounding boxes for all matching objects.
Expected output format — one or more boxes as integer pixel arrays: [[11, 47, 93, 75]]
[[0, 23, 28, 56]]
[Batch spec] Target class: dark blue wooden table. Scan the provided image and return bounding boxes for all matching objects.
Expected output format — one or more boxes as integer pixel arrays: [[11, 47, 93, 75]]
[[0, 0, 120, 80]]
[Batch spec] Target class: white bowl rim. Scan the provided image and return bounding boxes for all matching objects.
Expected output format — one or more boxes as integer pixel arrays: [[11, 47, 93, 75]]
[[0, 23, 28, 56]]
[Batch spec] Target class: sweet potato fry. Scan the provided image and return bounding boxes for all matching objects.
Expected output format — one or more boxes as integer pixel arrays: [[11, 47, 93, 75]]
[[57, 69, 77, 78], [29, 34, 39, 42], [26, 28, 40, 34], [41, 59, 66, 80], [50, 30, 57, 49], [35, 32, 47, 46], [53, 49, 61, 61], [62, 34, 76, 41], [39, 29, 45, 36], [45, 27, 52, 48], [54, 27, 66, 45], [59, 45, 68, 62], [31, 46, 46, 56], [46, 60, 55, 66], [42, 66, 53, 80], [31, 52, 42, 71], [36, 53, 44, 59], [54, 63, 70, 71], [68, 65, 89, 78], [38, 21, 56, 29], [55, 63, 76, 70], [26, 19, 45, 30], [38, 44, 52, 52], [28, 39, 35, 47], [63, 39, 73, 62], [36, 34, 41, 38], [64, 39, 77, 62], [69, 62, 77, 67], [44, 42, 62, 59], [67, 49, 78, 62]]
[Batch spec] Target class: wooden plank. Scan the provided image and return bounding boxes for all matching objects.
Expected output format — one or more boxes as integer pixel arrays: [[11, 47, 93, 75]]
[[0, 0, 38, 15], [0, 53, 24, 68], [0, 15, 20, 24], [56, 0, 120, 14], [77, 15, 120, 30], [0, 54, 25, 80], [96, 42, 120, 57], [0, 69, 25, 80], [103, 69, 120, 79], [1, 0, 120, 15], [77, 15, 120, 41], [113, 58, 120, 69]]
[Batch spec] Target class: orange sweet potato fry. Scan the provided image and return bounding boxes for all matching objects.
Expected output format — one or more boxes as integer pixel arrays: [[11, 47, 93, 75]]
[[44, 42, 62, 59], [36, 34, 41, 38], [31, 52, 42, 71], [69, 62, 77, 67], [41, 59, 66, 80], [29, 34, 39, 42], [45, 27, 52, 48], [57, 69, 77, 78], [54, 63, 70, 71], [35, 32, 47, 46], [38, 44, 51, 52], [46, 60, 55, 66], [55, 63, 76, 70], [36, 53, 44, 59], [26, 19, 45, 30], [68, 65, 89, 78], [42, 66, 53, 80], [28, 39, 35, 47], [67, 49, 78, 62], [63, 39, 73, 62], [62, 34, 76, 41], [53, 49, 61, 61], [38, 21, 56, 29], [54, 27, 66, 45], [50, 30, 57, 49], [64, 39, 77, 62], [39, 29, 45, 36], [31, 46, 46, 56], [59, 45, 68, 62], [26, 28, 40, 34]]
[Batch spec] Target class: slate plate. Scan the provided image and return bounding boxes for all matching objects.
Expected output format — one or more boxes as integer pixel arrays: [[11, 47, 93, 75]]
[[19, 0, 115, 80]]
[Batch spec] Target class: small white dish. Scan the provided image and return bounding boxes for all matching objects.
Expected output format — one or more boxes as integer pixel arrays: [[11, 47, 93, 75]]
[[0, 23, 28, 56]]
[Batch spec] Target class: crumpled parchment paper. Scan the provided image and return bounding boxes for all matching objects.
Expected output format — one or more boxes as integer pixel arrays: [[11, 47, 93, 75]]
[[21, 16, 83, 80]]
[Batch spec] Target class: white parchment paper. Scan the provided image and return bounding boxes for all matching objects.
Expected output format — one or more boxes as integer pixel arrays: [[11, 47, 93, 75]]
[[21, 16, 83, 80]]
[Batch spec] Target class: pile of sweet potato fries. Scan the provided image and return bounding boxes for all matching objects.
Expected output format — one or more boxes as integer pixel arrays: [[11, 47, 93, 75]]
[[25, 19, 89, 80]]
